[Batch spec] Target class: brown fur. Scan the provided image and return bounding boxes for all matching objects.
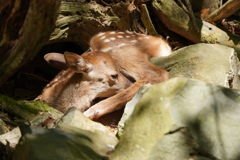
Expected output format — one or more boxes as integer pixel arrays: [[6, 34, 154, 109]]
[[36, 31, 171, 120], [35, 51, 130, 112], [85, 32, 171, 119]]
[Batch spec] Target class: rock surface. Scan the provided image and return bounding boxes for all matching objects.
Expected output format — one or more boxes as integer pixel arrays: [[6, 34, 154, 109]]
[[151, 43, 240, 89], [117, 84, 152, 136], [58, 107, 118, 138], [8, 44, 240, 160], [0, 127, 21, 148], [0, 119, 9, 134], [111, 77, 240, 160], [12, 124, 118, 160]]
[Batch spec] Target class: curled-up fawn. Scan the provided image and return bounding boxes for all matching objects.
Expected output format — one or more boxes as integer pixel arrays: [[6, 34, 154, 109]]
[[35, 31, 171, 120]]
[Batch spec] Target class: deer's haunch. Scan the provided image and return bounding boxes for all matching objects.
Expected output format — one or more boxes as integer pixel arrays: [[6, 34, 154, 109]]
[[35, 31, 171, 119]]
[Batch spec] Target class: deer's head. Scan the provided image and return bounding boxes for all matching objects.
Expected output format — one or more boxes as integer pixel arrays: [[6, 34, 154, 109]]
[[37, 51, 131, 112]]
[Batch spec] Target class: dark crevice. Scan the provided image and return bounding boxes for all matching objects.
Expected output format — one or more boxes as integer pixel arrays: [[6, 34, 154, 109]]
[[165, 127, 186, 135], [228, 76, 234, 88], [190, 149, 220, 160]]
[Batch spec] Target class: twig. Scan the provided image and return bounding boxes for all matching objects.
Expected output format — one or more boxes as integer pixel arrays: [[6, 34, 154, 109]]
[[205, 0, 240, 22]]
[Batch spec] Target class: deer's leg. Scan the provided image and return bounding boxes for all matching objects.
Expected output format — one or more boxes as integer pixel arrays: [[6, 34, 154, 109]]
[[83, 79, 148, 120], [84, 64, 169, 120]]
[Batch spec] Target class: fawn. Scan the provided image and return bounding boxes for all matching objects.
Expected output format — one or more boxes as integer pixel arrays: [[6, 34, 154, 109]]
[[36, 31, 171, 120]]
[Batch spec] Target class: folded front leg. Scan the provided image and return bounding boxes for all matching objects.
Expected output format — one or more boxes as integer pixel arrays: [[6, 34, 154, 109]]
[[83, 79, 149, 120]]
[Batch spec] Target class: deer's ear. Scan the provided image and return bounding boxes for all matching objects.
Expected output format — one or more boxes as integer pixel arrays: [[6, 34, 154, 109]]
[[64, 51, 93, 73], [44, 53, 68, 70]]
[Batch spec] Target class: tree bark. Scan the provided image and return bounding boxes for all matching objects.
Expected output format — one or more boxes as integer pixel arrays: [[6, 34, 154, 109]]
[[0, 0, 61, 85]]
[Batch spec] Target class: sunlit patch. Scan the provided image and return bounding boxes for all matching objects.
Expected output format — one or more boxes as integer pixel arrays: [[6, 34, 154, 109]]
[[159, 44, 172, 57]]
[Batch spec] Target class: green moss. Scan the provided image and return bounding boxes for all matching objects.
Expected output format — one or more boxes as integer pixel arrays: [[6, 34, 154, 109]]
[[20, 100, 52, 113], [0, 94, 53, 120]]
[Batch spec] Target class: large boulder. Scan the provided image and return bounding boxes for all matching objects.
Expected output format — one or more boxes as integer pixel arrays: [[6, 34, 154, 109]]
[[58, 107, 118, 138], [151, 43, 240, 89], [12, 124, 118, 160], [111, 77, 240, 160], [119, 43, 240, 136]]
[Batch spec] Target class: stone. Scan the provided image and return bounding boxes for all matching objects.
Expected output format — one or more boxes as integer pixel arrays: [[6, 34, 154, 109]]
[[0, 118, 9, 134], [111, 77, 240, 160], [0, 127, 21, 148], [117, 84, 152, 136], [12, 124, 118, 160], [58, 107, 118, 138], [151, 43, 240, 89]]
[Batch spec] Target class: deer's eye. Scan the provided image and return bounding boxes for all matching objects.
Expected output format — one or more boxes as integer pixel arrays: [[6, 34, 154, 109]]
[[111, 74, 118, 79]]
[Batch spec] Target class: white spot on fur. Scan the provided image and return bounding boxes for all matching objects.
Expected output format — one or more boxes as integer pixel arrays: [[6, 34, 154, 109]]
[[126, 31, 133, 34], [97, 32, 105, 36], [51, 82, 57, 88], [144, 37, 150, 39], [110, 37, 116, 40], [118, 43, 127, 47], [67, 74, 72, 78], [100, 47, 113, 52], [126, 36, 130, 38], [104, 39, 111, 42], [109, 31, 116, 34], [53, 78, 59, 82], [117, 35, 123, 38], [131, 40, 138, 43], [119, 32, 125, 34], [138, 37, 143, 40], [100, 36, 106, 40]]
